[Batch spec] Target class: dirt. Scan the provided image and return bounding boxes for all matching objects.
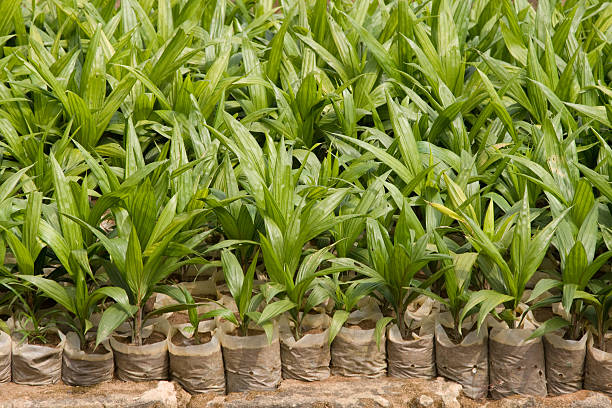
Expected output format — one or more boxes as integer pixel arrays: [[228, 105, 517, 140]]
[[347, 320, 376, 330], [29, 332, 62, 347], [0, 380, 160, 402], [168, 312, 191, 325], [398, 326, 417, 341], [443, 324, 465, 345], [0, 376, 609, 407], [171, 331, 212, 347], [227, 328, 265, 337], [82, 338, 109, 354], [115, 331, 167, 346], [168, 311, 215, 326], [190, 377, 612, 407], [533, 307, 555, 323]]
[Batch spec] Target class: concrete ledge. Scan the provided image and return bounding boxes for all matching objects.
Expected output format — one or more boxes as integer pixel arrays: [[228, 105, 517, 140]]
[[0, 377, 610, 408]]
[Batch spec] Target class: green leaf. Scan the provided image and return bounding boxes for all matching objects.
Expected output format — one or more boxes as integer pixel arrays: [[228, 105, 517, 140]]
[[459, 290, 513, 334], [19, 275, 76, 314], [527, 317, 570, 340], [199, 308, 239, 327], [221, 249, 244, 306], [125, 225, 144, 303], [328, 310, 349, 345], [562, 284, 577, 314], [257, 299, 296, 325], [375, 316, 393, 350], [527, 279, 562, 303], [96, 302, 136, 346]]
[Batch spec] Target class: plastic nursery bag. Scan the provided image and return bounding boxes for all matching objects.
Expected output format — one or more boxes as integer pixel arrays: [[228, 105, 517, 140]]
[[62, 331, 114, 386], [279, 313, 331, 381], [168, 320, 225, 394]]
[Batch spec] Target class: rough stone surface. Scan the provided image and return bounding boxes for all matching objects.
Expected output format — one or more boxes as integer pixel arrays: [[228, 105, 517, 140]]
[[0, 377, 609, 407], [0, 380, 190, 408], [570, 392, 612, 408], [418, 395, 435, 407]]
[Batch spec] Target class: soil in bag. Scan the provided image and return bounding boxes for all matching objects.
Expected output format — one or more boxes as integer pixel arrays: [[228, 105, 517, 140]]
[[331, 321, 387, 378], [387, 323, 435, 379], [219, 323, 282, 393], [435, 318, 488, 400], [171, 331, 212, 346], [280, 314, 331, 381], [169, 322, 225, 394], [62, 332, 114, 386], [0, 331, 10, 383], [544, 332, 586, 395], [110, 321, 169, 382], [387, 297, 437, 379], [584, 334, 612, 396], [488, 328, 547, 399], [12, 330, 65, 385]]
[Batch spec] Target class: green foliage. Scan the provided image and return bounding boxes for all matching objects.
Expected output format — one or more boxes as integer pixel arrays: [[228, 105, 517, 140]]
[[0, 0, 610, 353]]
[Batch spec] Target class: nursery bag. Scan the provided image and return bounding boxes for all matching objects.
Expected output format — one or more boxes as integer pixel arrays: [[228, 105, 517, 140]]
[[543, 332, 587, 395], [168, 320, 225, 394], [219, 322, 282, 393], [12, 329, 65, 385], [584, 334, 612, 395], [111, 320, 170, 382], [435, 313, 488, 399], [279, 313, 331, 381], [62, 332, 114, 386], [387, 297, 436, 379], [0, 331, 10, 383], [488, 328, 547, 399]]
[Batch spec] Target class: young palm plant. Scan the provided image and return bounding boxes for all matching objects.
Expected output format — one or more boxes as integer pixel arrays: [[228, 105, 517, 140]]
[[69, 179, 208, 346], [8, 155, 129, 348], [448, 188, 569, 332], [351, 206, 446, 341], [220, 248, 293, 342]]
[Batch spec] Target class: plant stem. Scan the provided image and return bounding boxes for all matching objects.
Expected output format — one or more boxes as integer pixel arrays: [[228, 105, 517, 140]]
[[569, 303, 580, 341], [597, 308, 605, 352], [78, 322, 87, 351], [396, 304, 408, 340], [134, 306, 143, 346]]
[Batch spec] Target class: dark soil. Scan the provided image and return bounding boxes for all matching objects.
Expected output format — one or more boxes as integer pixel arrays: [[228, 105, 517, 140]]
[[347, 320, 376, 330], [82, 338, 109, 354], [171, 331, 212, 347], [30, 332, 62, 347], [228, 328, 265, 337], [115, 331, 167, 346], [398, 326, 417, 341], [168, 311, 214, 326], [533, 307, 555, 323], [168, 313, 191, 325], [443, 325, 464, 345]]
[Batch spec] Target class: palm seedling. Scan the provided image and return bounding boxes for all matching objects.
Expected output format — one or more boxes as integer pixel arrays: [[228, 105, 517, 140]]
[[17, 156, 132, 350], [214, 113, 360, 340], [349, 205, 447, 341], [318, 274, 378, 345], [69, 178, 208, 346], [445, 188, 569, 332], [220, 248, 294, 342], [157, 284, 236, 344], [0, 188, 60, 345]]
